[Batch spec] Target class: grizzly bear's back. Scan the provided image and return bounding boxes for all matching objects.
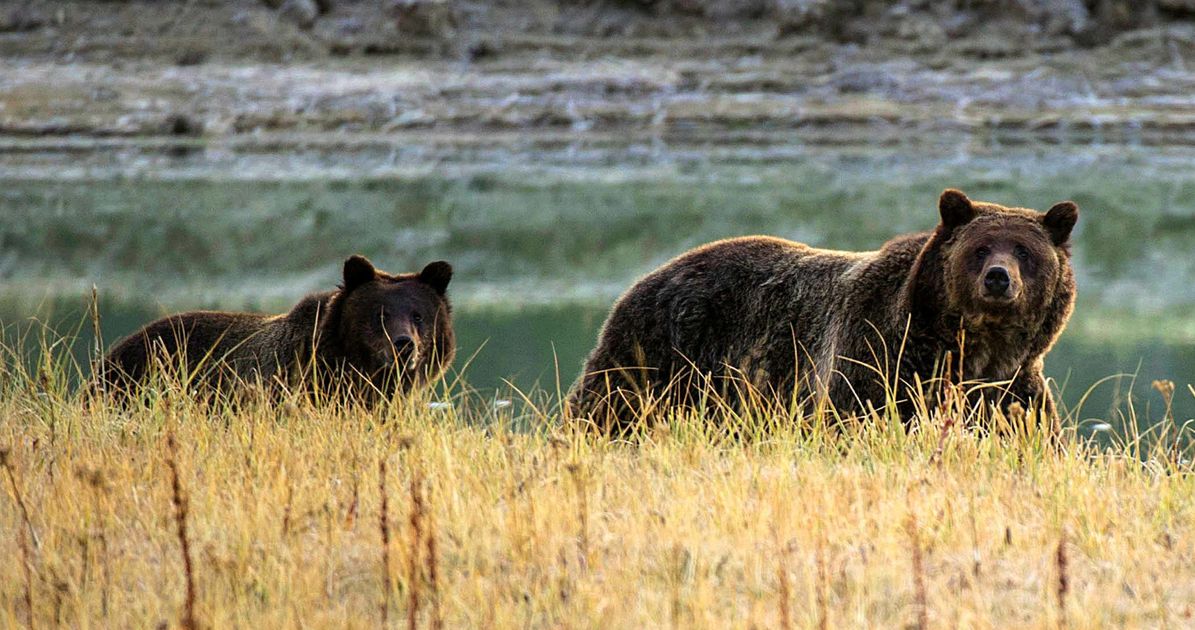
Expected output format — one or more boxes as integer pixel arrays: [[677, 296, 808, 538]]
[[98, 308, 311, 395], [569, 234, 931, 428]]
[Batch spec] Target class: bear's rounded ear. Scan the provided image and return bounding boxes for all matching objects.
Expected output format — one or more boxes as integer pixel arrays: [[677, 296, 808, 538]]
[[419, 261, 453, 295], [939, 189, 976, 230], [343, 255, 377, 291], [1042, 201, 1079, 246]]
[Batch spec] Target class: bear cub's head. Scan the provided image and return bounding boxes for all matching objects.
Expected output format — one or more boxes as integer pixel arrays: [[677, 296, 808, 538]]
[[936, 189, 1078, 327], [333, 255, 455, 389]]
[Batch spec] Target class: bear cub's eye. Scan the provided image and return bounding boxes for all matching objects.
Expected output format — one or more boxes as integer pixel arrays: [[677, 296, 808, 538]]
[[412, 313, 424, 325], [1014, 245, 1031, 262], [975, 246, 990, 260]]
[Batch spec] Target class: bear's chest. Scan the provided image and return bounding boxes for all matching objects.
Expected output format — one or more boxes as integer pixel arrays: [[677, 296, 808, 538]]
[[960, 327, 1030, 381]]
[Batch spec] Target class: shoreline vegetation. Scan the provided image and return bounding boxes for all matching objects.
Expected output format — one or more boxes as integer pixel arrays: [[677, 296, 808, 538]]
[[3, 148, 1195, 313], [1, 325, 1194, 627]]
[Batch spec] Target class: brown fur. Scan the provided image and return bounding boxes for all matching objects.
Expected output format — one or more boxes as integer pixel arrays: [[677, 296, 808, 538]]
[[94, 256, 456, 403], [568, 189, 1078, 433]]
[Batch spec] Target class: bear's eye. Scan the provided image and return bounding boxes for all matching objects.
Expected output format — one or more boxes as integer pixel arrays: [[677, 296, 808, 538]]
[[412, 313, 424, 325], [1014, 245, 1031, 262], [975, 246, 990, 260]]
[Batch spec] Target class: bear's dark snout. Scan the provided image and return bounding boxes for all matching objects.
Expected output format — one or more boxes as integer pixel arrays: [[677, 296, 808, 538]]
[[983, 266, 1011, 297], [392, 334, 416, 357]]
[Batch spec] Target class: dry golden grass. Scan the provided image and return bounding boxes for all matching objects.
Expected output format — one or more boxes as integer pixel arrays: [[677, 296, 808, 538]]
[[1, 337, 1194, 629]]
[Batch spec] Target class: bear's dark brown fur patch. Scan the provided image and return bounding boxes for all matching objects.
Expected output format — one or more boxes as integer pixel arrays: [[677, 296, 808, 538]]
[[95, 256, 455, 403], [568, 189, 1078, 433]]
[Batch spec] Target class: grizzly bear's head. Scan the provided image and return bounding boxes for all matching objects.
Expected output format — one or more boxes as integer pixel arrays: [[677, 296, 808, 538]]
[[934, 189, 1078, 329], [329, 255, 455, 392]]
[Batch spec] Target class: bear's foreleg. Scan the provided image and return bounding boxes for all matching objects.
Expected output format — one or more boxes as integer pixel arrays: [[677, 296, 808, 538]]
[[1005, 365, 1057, 427]]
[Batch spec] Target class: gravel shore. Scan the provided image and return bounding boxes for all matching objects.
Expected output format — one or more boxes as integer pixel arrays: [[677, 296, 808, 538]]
[[4, 1, 1195, 147]]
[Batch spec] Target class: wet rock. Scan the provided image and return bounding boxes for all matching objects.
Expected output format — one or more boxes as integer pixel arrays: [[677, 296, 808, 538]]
[[895, 13, 947, 50], [1160, 0, 1195, 12], [1045, 0, 1090, 36], [386, 108, 435, 129], [701, 0, 772, 19], [0, 6, 46, 33], [389, 0, 459, 39], [165, 114, 203, 137], [832, 68, 898, 94], [776, 0, 871, 43], [279, 0, 320, 29], [465, 37, 502, 61], [331, 17, 365, 36], [231, 10, 255, 27], [1010, 0, 1091, 37], [658, 0, 707, 16], [772, 0, 835, 36], [90, 87, 120, 103], [950, 24, 1026, 58], [176, 48, 208, 66], [1070, 1, 1160, 46]]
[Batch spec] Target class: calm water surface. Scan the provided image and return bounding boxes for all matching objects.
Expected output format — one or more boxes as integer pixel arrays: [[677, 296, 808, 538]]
[[2, 140, 1193, 430]]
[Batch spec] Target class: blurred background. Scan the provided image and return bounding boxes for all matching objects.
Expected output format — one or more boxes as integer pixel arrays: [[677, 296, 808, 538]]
[[2, 0, 1194, 426]]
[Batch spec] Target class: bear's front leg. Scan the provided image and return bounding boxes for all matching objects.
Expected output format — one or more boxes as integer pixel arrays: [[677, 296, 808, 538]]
[[1004, 365, 1057, 426]]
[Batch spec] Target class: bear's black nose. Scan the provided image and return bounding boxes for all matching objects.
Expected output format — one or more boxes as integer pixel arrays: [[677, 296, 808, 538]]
[[393, 335, 415, 355], [983, 267, 1011, 296]]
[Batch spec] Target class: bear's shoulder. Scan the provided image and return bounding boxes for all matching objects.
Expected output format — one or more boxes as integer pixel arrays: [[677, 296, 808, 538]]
[[283, 291, 336, 327], [880, 230, 932, 254], [862, 230, 932, 274]]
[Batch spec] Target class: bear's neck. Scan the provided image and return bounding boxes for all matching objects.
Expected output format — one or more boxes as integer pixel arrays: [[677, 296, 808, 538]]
[[901, 229, 951, 336], [282, 291, 341, 358], [956, 322, 1034, 381]]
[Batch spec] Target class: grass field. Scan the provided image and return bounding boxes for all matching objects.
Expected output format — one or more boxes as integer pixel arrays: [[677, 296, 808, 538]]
[[1, 334, 1194, 629]]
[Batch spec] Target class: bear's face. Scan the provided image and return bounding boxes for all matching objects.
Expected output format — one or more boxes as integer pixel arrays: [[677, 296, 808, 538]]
[[937, 189, 1078, 327], [335, 256, 453, 386]]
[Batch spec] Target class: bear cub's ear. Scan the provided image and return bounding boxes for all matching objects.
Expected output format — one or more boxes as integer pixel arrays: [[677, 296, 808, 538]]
[[939, 189, 977, 230], [419, 261, 453, 295], [343, 255, 378, 290], [1042, 201, 1079, 246]]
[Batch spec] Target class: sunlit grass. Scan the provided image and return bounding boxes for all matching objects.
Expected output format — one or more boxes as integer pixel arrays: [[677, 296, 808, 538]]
[[2, 326, 1195, 629]]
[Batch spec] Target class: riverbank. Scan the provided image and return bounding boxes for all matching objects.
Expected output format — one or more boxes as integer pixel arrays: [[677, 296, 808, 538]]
[[5, 1, 1195, 146]]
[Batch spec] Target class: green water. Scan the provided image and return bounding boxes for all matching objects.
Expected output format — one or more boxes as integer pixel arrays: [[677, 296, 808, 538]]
[[2, 141, 1193, 431]]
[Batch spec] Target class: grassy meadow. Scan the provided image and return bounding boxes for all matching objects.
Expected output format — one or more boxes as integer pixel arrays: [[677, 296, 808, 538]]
[[3, 143, 1195, 628], [2, 328, 1194, 629]]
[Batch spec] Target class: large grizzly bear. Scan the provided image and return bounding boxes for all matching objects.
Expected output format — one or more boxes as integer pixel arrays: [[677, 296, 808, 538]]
[[95, 256, 455, 403], [568, 189, 1078, 433]]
